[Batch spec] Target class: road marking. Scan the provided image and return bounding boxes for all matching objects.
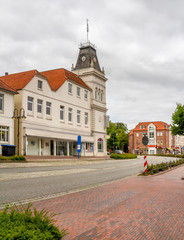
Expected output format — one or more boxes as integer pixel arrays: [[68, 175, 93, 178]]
[[0, 168, 95, 181]]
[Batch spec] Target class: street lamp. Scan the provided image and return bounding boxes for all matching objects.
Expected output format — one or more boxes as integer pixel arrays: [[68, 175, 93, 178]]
[[12, 108, 26, 155]]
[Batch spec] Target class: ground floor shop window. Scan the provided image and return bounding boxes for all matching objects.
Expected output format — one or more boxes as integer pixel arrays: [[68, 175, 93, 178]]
[[56, 141, 67, 156], [86, 143, 94, 152], [98, 138, 103, 152], [0, 126, 9, 142]]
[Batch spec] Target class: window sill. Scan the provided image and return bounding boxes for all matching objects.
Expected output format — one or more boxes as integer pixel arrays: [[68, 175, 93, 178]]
[[60, 120, 65, 123], [27, 112, 34, 117], [46, 116, 52, 120], [37, 115, 43, 119], [68, 122, 73, 125]]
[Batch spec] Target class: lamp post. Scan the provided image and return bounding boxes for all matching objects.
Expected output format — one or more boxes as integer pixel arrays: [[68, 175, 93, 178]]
[[12, 108, 26, 155]]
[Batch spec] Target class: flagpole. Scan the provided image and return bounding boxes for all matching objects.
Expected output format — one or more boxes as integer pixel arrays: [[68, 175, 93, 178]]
[[87, 19, 89, 43]]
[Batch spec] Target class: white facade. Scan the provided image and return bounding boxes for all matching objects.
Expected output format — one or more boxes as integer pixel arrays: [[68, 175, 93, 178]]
[[15, 75, 95, 156], [0, 89, 15, 154]]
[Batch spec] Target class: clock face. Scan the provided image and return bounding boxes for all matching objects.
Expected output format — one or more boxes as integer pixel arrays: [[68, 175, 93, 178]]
[[82, 56, 86, 62]]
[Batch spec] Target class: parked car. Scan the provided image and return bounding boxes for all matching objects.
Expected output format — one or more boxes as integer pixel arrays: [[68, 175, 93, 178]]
[[114, 150, 123, 154]]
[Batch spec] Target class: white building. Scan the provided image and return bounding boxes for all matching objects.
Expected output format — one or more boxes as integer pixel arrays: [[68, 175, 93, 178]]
[[0, 42, 109, 156], [0, 79, 17, 154]]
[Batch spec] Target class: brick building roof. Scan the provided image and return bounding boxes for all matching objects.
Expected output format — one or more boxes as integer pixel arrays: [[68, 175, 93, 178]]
[[0, 68, 91, 91], [129, 121, 170, 135], [0, 79, 17, 94]]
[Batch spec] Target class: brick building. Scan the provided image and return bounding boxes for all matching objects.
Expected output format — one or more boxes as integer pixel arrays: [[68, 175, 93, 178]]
[[129, 121, 170, 155]]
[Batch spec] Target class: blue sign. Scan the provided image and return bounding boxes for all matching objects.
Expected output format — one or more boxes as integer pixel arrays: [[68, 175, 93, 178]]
[[77, 135, 81, 159], [182, 146, 184, 150]]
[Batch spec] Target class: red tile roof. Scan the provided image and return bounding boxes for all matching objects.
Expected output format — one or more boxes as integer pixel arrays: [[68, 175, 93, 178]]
[[0, 68, 91, 92], [133, 121, 170, 132], [41, 68, 91, 91], [0, 79, 17, 94], [0, 70, 39, 90]]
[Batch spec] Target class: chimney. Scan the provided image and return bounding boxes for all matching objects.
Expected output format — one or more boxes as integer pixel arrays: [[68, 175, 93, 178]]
[[5, 72, 8, 76]]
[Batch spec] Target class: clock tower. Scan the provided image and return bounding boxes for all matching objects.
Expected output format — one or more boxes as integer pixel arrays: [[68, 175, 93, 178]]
[[72, 42, 109, 156]]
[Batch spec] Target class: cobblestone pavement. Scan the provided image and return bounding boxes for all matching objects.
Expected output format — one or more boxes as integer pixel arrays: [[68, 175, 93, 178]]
[[30, 165, 184, 240]]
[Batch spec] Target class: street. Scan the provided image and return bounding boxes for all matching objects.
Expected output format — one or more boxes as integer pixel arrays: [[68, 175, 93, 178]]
[[0, 156, 177, 208]]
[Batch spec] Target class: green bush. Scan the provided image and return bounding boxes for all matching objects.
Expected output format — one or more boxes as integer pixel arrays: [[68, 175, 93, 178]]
[[8, 155, 26, 161], [110, 153, 137, 159], [0, 156, 8, 160], [0, 203, 68, 240]]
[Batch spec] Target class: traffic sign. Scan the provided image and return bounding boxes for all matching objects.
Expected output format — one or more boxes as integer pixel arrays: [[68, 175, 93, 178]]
[[77, 135, 81, 159], [142, 135, 148, 146]]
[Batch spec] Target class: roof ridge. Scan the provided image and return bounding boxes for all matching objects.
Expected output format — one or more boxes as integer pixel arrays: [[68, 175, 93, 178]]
[[0, 69, 38, 78]]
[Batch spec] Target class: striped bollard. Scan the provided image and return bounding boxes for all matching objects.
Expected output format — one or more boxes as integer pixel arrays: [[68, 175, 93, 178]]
[[144, 156, 147, 172]]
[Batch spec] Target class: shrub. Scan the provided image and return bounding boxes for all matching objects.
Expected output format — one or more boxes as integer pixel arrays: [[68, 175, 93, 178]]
[[110, 153, 137, 159], [0, 203, 68, 240], [0, 156, 8, 160], [8, 155, 26, 161]]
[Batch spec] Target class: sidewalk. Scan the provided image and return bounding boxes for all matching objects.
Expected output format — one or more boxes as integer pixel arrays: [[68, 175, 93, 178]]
[[31, 165, 184, 240]]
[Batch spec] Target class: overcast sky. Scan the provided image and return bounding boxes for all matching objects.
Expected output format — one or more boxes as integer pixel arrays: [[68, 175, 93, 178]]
[[0, 0, 184, 130]]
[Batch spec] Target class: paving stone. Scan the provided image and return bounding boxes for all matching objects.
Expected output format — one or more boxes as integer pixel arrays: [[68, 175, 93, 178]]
[[31, 165, 184, 240]]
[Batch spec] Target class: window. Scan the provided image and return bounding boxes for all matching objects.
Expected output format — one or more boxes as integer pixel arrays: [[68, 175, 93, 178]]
[[77, 110, 81, 124], [149, 132, 154, 138], [37, 99, 43, 113], [149, 139, 154, 144], [68, 83, 72, 94], [143, 125, 145, 129], [77, 87, 81, 97], [27, 96, 33, 112], [60, 106, 64, 120], [157, 132, 163, 136], [95, 90, 98, 100], [136, 133, 139, 137], [46, 102, 51, 115], [85, 112, 88, 125], [0, 126, 9, 142], [68, 108, 72, 122], [38, 80, 43, 90], [86, 143, 94, 152], [84, 90, 88, 100], [101, 92, 103, 101], [140, 125, 142, 129], [0, 94, 4, 112], [98, 138, 103, 152]]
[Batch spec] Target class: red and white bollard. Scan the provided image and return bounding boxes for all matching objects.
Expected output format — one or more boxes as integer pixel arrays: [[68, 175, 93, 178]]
[[144, 156, 147, 172]]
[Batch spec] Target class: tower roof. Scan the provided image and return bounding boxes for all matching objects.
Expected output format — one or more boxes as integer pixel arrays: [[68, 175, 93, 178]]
[[74, 42, 101, 72]]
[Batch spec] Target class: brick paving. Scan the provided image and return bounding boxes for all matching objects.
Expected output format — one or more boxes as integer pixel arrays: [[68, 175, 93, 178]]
[[32, 166, 184, 240]]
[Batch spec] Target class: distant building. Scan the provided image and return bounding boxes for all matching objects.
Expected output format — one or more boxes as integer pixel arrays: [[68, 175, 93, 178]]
[[0, 79, 17, 154], [0, 42, 109, 156], [129, 121, 170, 155]]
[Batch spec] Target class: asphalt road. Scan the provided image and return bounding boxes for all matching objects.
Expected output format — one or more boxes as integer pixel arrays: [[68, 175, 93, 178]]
[[0, 156, 178, 208]]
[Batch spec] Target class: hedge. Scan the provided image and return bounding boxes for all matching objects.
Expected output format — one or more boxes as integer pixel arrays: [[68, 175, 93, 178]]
[[110, 153, 137, 159], [0, 203, 68, 240], [0, 155, 26, 161]]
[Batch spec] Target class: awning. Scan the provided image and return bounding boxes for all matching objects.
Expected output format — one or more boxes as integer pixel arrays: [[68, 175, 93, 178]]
[[25, 128, 94, 142]]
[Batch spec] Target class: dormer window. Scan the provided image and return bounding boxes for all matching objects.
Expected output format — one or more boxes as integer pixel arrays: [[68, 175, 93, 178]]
[[140, 125, 142, 129], [38, 80, 43, 90]]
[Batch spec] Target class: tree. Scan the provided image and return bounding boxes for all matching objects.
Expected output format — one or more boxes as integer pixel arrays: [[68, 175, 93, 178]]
[[107, 121, 129, 152], [171, 103, 184, 135]]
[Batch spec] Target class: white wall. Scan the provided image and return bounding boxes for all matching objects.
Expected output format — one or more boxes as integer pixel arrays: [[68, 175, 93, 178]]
[[0, 90, 15, 154]]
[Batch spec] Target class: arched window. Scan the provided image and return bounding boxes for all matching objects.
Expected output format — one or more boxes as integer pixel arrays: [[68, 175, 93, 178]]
[[98, 138, 103, 152]]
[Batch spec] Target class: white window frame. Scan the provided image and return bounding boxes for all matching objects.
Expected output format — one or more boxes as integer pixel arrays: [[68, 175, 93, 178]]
[[60, 106, 64, 121], [98, 138, 103, 152], [0, 94, 4, 113], [84, 90, 88, 100], [85, 112, 88, 125], [0, 126, 9, 142], [68, 107, 72, 122], [77, 110, 81, 124], [68, 83, 72, 94], [27, 96, 34, 112], [77, 87, 81, 97], [37, 99, 43, 114], [136, 133, 139, 137], [46, 101, 51, 116], [38, 80, 43, 90]]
